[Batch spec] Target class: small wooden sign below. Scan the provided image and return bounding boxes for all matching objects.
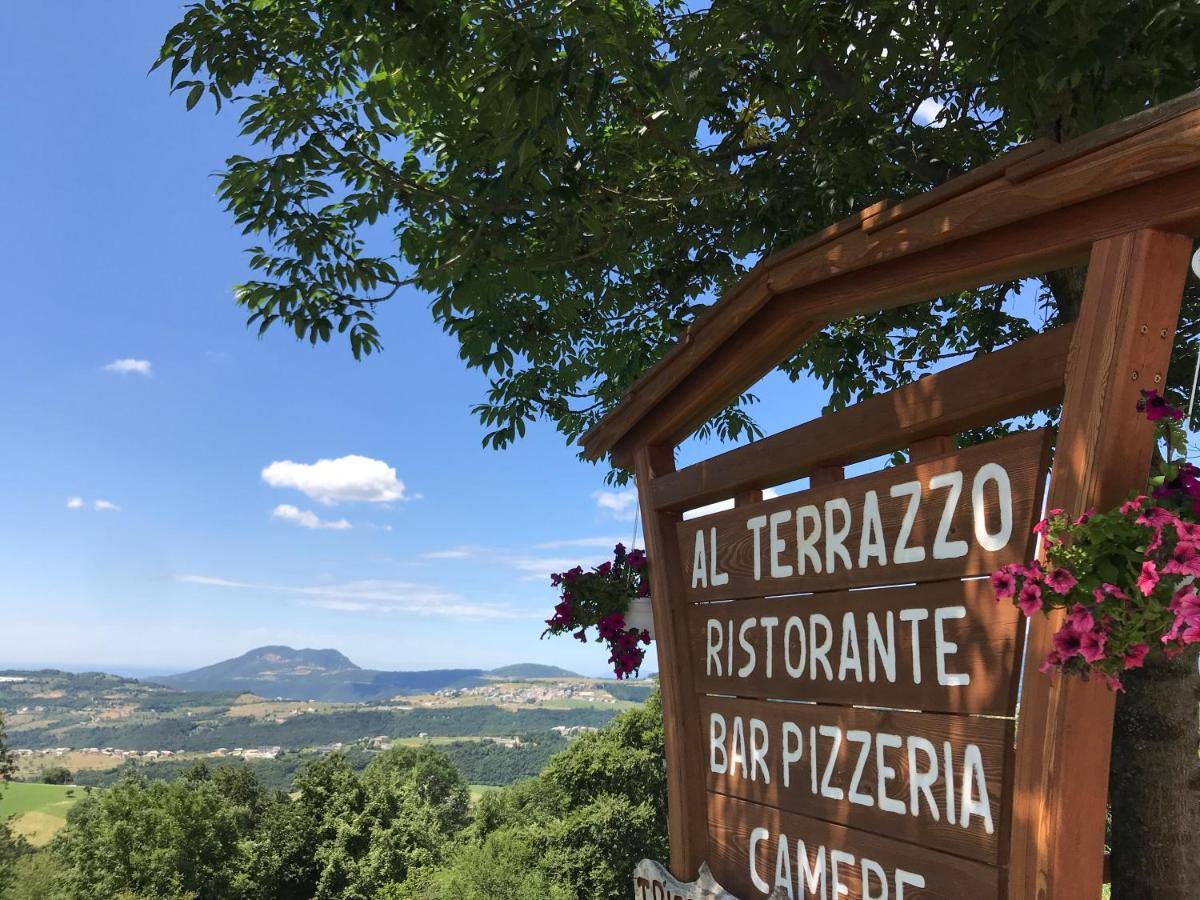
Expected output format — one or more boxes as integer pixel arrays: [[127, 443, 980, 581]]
[[633, 859, 789, 900]]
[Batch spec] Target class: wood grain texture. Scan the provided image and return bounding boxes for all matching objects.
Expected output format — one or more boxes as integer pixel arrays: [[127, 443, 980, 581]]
[[701, 695, 1011, 863], [706, 793, 1002, 900], [634, 445, 710, 880], [690, 579, 1023, 716], [1006, 91, 1200, 182], [862, 140, 1057, 233], [766, 110, 1200, 301], [649, 326, 1071, 513], [1007, 229, 1193, 900], [678, 429, 1049, 602]]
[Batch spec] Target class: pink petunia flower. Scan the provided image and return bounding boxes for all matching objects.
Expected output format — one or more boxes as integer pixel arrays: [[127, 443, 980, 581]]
[[1101, 583, 1129, 602], [990, 569, 1017, 601], [1066, 604, 1095, 633], [1123, 643, 1150, 670], [1018, 583, 1043, 617], [1120, 495, 1148, 517], [1052, 623, 1084, 658], [1078, 630, 1107, 664], [1045, 567, 1078, 596], [1137, 560, 1160, 597]]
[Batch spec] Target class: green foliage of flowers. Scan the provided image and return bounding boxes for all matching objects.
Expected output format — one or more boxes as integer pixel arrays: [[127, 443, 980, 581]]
[[992, 392, 1200, 690]]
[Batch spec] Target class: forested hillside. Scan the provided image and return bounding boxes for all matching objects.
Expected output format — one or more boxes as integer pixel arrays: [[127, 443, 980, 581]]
[[1, 694, 667, 899]]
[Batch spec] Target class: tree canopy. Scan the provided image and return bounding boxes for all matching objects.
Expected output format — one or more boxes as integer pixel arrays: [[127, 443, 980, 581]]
[[11, 696, 666, 899], [157, 0, 1200, 468]]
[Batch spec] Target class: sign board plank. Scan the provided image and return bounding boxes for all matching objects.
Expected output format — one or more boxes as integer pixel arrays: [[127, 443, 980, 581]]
[[690, 579, 1022, 716], [707, 793, 1002, 900], [701, 696, 1009, 864], [678, 429, 1049, 602]]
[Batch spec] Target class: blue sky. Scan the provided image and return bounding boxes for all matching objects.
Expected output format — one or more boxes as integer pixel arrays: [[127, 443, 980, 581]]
[[0, 2, 850, 676]]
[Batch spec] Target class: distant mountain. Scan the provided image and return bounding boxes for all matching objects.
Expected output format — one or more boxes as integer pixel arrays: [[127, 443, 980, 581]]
[[487, 663, 581, 679], [156, 646, 485, 702], [153, 648, 587, 702]]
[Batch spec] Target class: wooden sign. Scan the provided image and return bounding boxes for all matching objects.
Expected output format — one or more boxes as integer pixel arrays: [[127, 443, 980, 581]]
[[584, 99, 1199, 900], [701, 695, 1010, 864], [689, 579, 1022, 716], [679, 429, 1050, 602]]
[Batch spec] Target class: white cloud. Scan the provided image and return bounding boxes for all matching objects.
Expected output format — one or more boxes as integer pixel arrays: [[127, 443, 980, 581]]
[[422, 547, 474, 560], [914, 98, 945, 128], [262, 454, 408, 505], [177, 574, 528, 620], [683, 487, 779, 520], [104, 358, 153, 376], [593, 489, 638, 521], [272, 504, 351, 531], [67, 496, 121, 511]]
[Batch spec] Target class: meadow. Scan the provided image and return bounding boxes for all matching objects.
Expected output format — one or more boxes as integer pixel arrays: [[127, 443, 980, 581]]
[[1, 782, 82, 846]]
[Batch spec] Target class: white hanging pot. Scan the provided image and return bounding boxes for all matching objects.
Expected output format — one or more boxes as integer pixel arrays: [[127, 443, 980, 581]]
[[625, 596, 655, 641]]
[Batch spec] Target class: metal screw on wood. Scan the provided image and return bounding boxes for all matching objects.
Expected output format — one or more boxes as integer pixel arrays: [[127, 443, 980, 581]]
[[1155, 373, 1163, 383], [1140, 324, 1149, 334], [1161, 328, 1170, 339], [1131, 371, 1140, 380]]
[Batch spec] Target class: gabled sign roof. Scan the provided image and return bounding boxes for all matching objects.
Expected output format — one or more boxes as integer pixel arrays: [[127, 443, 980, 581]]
[[580, 90, 1200, 467]]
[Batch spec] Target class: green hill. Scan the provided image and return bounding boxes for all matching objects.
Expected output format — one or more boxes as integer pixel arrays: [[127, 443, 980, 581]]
[[487, 663, 581, 678]]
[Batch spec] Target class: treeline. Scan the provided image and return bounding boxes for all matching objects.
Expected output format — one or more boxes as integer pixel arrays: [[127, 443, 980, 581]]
[[14, 705, 616, 752], [67, 733, 571, 793], [1, 695, 666, 900]]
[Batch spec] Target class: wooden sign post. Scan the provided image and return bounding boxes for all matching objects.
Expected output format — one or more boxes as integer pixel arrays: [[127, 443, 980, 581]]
[[589, 93, 1200, 900]]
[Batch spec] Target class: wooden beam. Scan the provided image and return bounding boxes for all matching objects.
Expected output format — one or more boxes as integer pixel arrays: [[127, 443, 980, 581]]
[[632, 445, 708, 880], [647, 325, 1072, 512], [1006, 90, 1200, 182], [1006, 228, 1193, 900], [861, 139, 1057, 233], [604, 162, 1200, 465], [766, 109, 1200, 299]]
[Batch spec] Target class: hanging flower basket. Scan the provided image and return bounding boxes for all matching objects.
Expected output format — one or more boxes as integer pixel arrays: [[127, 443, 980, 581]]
[[543, 543, 652, 679], [990, 390, 1200, 691]]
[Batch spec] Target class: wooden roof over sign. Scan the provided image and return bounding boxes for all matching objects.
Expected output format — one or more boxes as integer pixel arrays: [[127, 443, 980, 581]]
[[580, 90, 1200, 467]]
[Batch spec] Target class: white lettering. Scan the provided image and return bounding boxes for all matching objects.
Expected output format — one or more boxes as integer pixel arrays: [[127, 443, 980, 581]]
[[858, 489, 888, 567], [837, 612, 863, 683], [889, 481, 926, 564], [795, 505, 823, 575], [709, 713, 728, 774], [876, 732, 906, 815], [972, 463, 1013, 552], [691, 529, 708, 588], [824, 498, 854, 573], [928, 471, 969, 559], [934, 606, 970, 687], [738, 618, 758, 678], [770, 510, 794, 578], [846, 729, 874, 807], [747, 515, 768, 581]]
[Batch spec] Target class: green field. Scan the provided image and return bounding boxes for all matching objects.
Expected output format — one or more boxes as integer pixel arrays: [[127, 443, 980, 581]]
[[1, 782, 83, 846]]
